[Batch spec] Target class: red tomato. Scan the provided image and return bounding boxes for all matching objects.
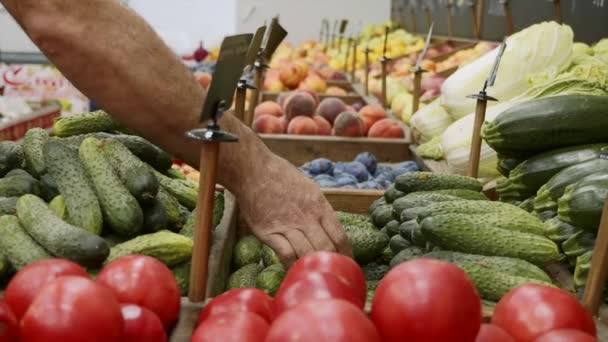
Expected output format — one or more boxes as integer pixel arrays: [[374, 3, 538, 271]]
[[197, 288, 273, 325], [0, 300, 19, 342], [534, 329, 598, 342], [4, 259, 88, 319], [96, 255, 180, 329], [492, 284, 596, 342], [281, 252, 366, 304], [191, 311, 268, 342], [274, 271, 363, 318], [20, 276, 123, 342], [121, 304, 167, 342], [371, 259, 482, 342], [266, 299, 381, 342], [476, 324, 515, 342]]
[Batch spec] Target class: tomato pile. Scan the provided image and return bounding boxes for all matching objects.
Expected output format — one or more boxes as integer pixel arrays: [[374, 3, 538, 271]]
[[0, 251, 600, 341], [0, 256, 177, 342]]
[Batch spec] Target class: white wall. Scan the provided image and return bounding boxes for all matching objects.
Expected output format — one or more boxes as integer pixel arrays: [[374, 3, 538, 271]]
[[0, 5, 39, 53], [235, 0, 391, 45]]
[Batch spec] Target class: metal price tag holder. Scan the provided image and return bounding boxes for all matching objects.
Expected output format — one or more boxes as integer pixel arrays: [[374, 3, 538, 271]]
[[447, 0, 454, 38], [380, 26, 391, 108], [338, 19, 349, 53], [344, 35, 353, 73], [351, 36, 358, 80], [331, 20, 339, 49], [246, 17, 287, 126], [466, 38, 506, 179], [236, 26, 266, 124], [499, 0, 514, 35], [364, 43, 371, 96], [411, 23, 434, 127], [186, 33, 253, 303]]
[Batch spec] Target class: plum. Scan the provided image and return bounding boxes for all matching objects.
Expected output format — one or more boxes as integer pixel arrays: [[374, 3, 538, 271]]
[[333, 161, 369, 183], [335, 174, 358, 187], [318, 179, 339, 188], [391, 161, 420, 178], [313, 174, 335, 182], [358, 181, 383, 190], [375, 179, 392, 189], [340, 184, 358, 189], [306, 158, 334, 175], [374, 165, 395, 182], [354, 152, 378, 175]]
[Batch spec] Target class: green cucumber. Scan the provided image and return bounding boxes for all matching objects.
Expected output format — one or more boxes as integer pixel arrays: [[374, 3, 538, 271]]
[[0, 141, 25, 177], [558, 173, 608, 232], [392, 193, 461, 220], [369, 197, 387, 214], [412, 200, 535, 223], [166, 168, 187, 180], [395, 172, 482, 194], [389, 234, 411, 254], [423, 212, 547, 236], [48, 195, 68, 220], [157, 189, 185, 230], [106, 230, 193, 266], [0, 173, 41, 198], [384, 185, 405, 203], [16, 195, 109, 267], [44, 140, 103, 234], [39, 173, 60, 202], [79, 137, 143, 236], [171, 262, 191, 296], [22, 128, 49, 177], [0, 215, 51, 269], [0, 197, 18, 215], [371, 204, 393, 228], [52, 110, 122, 137], [153, 170, 197, 210]]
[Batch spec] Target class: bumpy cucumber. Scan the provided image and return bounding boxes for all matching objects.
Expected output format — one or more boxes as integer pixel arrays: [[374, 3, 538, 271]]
[[0, 214, 51, 269], [153, 169, 197, 210], [0, 141, 25, 177], [0, 197, 18, 215], [48, 195, 68, 220], [106, 230, 193, 266], [52, 110, 122, 137], [22, 127, 49, 177]]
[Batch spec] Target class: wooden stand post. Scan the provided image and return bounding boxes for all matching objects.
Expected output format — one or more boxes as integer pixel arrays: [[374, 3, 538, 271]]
[[466, 95, 488, 179], [344, 37, 352, 72], [380, 57, 388, 108], [351, 40, 358, 81], [476, 0, 485, 39], [246, 63, 265, 127], [582, 196, 608, 315], [411, 7, 418, 33], [234, 82, 247, 122], [412, 70, 423, 116], [502, 0, 514, 35], [470, 1, 480, 39], [553, 0, 562, 24], [364, 48, 370, 96], [447, 1, 454, 38]]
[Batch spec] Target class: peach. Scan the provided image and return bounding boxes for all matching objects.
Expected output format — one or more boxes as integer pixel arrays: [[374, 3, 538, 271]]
[[254, 101, 283, 118], [279, 62, 308, 89], [368, 118, 404, 139], [359, 105, 388, 134], [194, 71, 212, 90], [253, 114, 285, 134], [325, 86, 348, 96], [312, 115, 332, 135], [299, 74, 327, 93], [264, 77, 286, 92], [333, 112, 365, 137], [277, 92, 292, 108], [295, 88, 320, 108], [345, 105, 356, 113], [284, 92, 316, 120], [287, 116, 318, 135], [316, 98, 347, 125]]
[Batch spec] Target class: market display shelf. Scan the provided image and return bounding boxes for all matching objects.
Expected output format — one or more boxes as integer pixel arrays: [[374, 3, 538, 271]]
[[0, 102, 61, 141], [260, 91, 364, 105]]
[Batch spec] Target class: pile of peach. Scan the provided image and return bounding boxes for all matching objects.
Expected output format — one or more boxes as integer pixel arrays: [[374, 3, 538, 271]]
[[252, 91, 404, 138], [264, 60, 350, 95]]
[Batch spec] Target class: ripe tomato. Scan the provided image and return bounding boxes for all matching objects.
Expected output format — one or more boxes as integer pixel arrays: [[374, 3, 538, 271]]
[[20, 276, 123, 342], [534, 329, 597, 342], [371, 259, 482, 342], [492, 284, 596, 342], [280, 252, 366, 304], [197, 288, 273, 325], [476, 324, 515, 342], [266, 299, 381, 342], [121, 304, 167, 342], [274, 271, 363, 318], [96, 255, 180, 329], [191, 311, 268, 342], [0, 300, 19, 342], [4, 259, 88, 319]]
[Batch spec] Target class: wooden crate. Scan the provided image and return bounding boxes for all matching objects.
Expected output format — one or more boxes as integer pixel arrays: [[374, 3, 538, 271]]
[[0, 102, 61, 141]]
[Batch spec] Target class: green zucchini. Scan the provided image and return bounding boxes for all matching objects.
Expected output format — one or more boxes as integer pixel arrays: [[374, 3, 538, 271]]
[[22, 128, 49, 177], [0, 141, 25, 177], [484, 95, 608, 156], [79, 137, 143, 236], [44, 140, 103, 234], [497, 144, 608, 201], [52, 110, 122, 137], [101, 139, 159, 204], [106, 230, 193, 266], [497, 153, 524, 178], [420, 214, 560, 265], [0, 197, 18, 215], [534, 159, 608, 213], [558, 173, 608, 232], [518, 197, 535, 213], [562, 231, 595, 263], [0, 215, 51, 269], [16, 195, 110, 267], [573, 251, 592, 288], [395, 172, 482, 194], [544, 217, 582, 243]]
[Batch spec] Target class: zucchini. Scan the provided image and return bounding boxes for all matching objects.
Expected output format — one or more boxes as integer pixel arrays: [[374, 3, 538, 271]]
[[497, 153, 524, 178], [16, 195, 110, 267], [44, 140, 103, 234], [558, 173, 608, 232], [39, 173, 60, 202], [561, 231, 595, 263], [573, 251, 592, 288], [537, 210, 557, 222], [544, 217, 582, 243], [106, 230, 193, 267], [0, 173, 41, 198], [484, 95, 608, 155], [518, 197, 535, 213], [52, 110, 122, 137], [22, 128, 49, 177], [0, 197, 18, 215], [101, 139, 159, 204], [395, 172, 482, 194], [79, 137, 143, 236], [420, 214, 560, 265], [534, 159, 608, 213], [0, 141, 25, 177], [153, 169, 197, 210], [497, 144, 608, 201], [0, 215, 51, 269], [48, 195, 68, 220], [384, 185, 405, 203]]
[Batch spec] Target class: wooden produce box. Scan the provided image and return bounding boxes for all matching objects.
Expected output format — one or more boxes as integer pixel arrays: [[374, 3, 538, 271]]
[[0, 102, 61, 141]]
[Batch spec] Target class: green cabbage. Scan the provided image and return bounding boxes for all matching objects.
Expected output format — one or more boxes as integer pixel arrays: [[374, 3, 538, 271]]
[[410, 100, 453, 143]]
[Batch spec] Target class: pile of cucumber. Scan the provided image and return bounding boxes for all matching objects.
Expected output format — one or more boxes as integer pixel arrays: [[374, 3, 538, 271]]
[[0, 111, 224, 295]]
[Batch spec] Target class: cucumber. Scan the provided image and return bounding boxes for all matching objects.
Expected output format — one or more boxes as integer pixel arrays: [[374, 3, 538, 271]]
[[412, 200, 535, 223], [395, 172, 482, 194], [497, 144, 608, 201], [483, 95, 608, 156], [16, 195, 109, 267], [389, 247, 425, 268], [0, 215, 51, 269], [398, 220, 426, 248], [157, 189, 185, 231], [39, 173, 60, 202], [48, 195, 68, 220], [0, 197, 18, 215], [44, 140, 103, 234], [171, 262, 191, 296], [143, 197, 169, 233], [534, 159, 608, 213], [101, 139, 159, 204], [153, 169, 197, 210], [166, 168, 187, 180], [0, 141, 25, 177], [558, 173, 608, 232], [362, 263, 390, 281], [426, 189, 487, 200], [106, 230, 193, 266], [22, 128, 49, 177], [384, 220, 400, 237], [544, 217, 581, 243], [420, 214, 560, 266], [0, 254, 9, 281], [369, 197, 387, 214], [392, 194, 461, 220], [52, 110, 122, 137], [389, 235, 411, 254], [384, 185, 405, 203], [79, 137, 143, 236], [423, 212, 547, 236], [371, 204, 393, 228], [179, 192, 224, 238], [0, 173, 41, 198]]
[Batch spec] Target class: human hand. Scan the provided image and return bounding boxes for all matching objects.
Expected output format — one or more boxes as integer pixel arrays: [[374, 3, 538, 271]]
[[237, 154, 352, 265]]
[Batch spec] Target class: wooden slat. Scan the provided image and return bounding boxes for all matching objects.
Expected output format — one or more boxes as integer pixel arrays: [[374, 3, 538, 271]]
[[322, 189, 384, 214]]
